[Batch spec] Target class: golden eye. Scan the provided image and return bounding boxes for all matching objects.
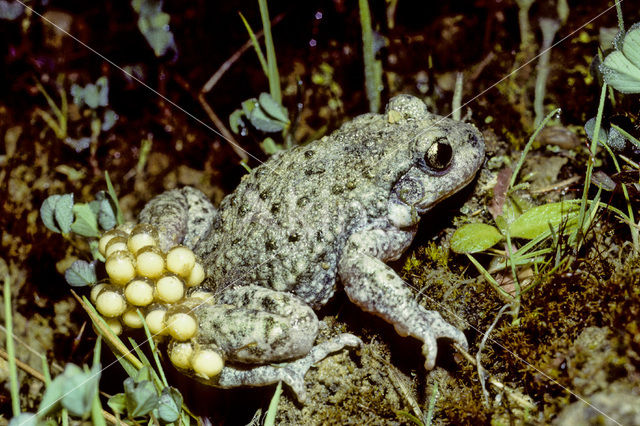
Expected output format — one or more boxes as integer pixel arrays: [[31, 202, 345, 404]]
[[424, 139, 452, 171]]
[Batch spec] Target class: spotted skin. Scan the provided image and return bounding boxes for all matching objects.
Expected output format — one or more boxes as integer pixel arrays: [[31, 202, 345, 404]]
[[139, 94, 485, 400]]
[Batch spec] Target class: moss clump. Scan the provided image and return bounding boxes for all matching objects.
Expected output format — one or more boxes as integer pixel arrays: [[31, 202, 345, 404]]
[[396, 217, 640, 423]]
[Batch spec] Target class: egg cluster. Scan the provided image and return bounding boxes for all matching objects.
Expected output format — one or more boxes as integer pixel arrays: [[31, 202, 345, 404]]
[[90, 223, 224, 379]]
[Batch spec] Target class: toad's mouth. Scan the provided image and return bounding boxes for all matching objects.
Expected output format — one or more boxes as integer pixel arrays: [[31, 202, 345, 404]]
[[414, 166, 482, 214]]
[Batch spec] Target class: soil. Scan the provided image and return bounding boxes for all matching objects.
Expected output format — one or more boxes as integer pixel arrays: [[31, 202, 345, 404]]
[[1, 1, 640, 424]]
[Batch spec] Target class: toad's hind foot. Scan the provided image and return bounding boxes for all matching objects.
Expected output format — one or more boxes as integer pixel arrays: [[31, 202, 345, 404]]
[[216, 333, 362, 402]]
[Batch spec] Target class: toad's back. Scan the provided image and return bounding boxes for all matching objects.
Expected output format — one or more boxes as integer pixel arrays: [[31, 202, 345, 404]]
[[197, 112, 421, 307]]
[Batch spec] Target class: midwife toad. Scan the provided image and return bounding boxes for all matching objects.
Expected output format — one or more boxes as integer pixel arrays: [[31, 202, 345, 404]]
[[138, 94, 485, 400]]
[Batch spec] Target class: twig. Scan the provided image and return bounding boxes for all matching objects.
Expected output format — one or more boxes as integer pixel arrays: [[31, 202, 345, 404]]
[[476, 304, 510, 406], [196, 13, 285, 162], [201, 12, 285, 94], [197, 92, 247, 161], [453, 343, 537, 411], [374, 354, 423, 420]]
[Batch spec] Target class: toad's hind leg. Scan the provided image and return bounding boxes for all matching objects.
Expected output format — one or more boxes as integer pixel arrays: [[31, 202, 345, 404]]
[[139, 186, 217, 252], [197, 285, 321, 363], [216, 333, 362, 402], [188, 285, 362, 401]]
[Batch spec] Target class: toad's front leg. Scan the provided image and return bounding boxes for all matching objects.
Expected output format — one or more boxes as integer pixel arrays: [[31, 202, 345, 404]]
[[339, 229, 468, 369]]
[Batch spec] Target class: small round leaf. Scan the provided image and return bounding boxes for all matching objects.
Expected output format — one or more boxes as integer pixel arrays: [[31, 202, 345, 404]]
[[54, 193, 74, 234], [70, 203, 100, 238], [155, 387, 183, 423], [258, 92, 289, 124], [40, 194, 62, 233], [65, 260, 97, 287]]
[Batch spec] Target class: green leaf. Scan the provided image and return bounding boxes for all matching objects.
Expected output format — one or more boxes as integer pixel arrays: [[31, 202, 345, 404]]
[[584, 117, 608, 144], [155, 387, 183, 423], [84, 83, 101, 109], [239, 12, 268, 76], [105, 171, 124, 225], [229, 109, 245, 134], [601, 50, 640, 93], [150, 12, 170, 29], [39, 364, 100, 419], [70, 77, 109, 109], [258, 92, 289, 124], [607, 126, 627, 151], [54, 193, 74, 234], [601, 24, 640, 94], [124, 378, 158, 418], [40, 195, 62, 233], [61, 364, 101, 418], [8, 413, 38, 426], [509, 202, 579, 239], [102, 109, 118, 131], [260, 137, 284, 155], [64, 260, 97, 287], [241, 98, 258, 117], [95, 197, 117, 231], [70, 84, 84, 106], [135, 366, 152, 383], [451, 223, 504, 254], [89, 240, 103, 262], [70, 203, 100, 238], [136, 3, 176, 58], [249, 105, 286, 133], [144, 27, 175, 57], [622, 23, 640, 68], [0, 1, 24, 20], [107, 393, 127, 415]]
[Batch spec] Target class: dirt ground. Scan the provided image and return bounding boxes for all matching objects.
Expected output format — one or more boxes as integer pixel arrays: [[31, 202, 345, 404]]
[[1, 1, 640, 424]]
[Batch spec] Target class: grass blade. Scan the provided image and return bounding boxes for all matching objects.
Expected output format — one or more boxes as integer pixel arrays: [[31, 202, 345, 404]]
[[4, 273, 20, 417], [258, 0, 281, 104], [239, 12, 268, 77]]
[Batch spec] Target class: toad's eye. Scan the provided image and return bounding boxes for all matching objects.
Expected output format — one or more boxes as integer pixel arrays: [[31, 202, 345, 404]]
[[424, 138, 452, 171]]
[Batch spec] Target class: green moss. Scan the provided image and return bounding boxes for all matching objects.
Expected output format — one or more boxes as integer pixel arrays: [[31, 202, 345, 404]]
[[396, 217, 640, 423]]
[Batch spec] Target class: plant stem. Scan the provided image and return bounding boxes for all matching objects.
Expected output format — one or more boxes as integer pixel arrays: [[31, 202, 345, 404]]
[[359, 0, 381, 112], [515, 0, 535, 48], [615, 0, 624, 33], [239, 12, 268, 77], [452, 72, 463, 121], [264, 381, 282, 426], [534, 18, 560, 127], [576, 83, 607, 245], [509, 108, 560, 189]]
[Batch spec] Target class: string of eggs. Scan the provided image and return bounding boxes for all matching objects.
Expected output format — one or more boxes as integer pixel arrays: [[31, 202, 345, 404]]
[[90, 223, 223, 380]]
